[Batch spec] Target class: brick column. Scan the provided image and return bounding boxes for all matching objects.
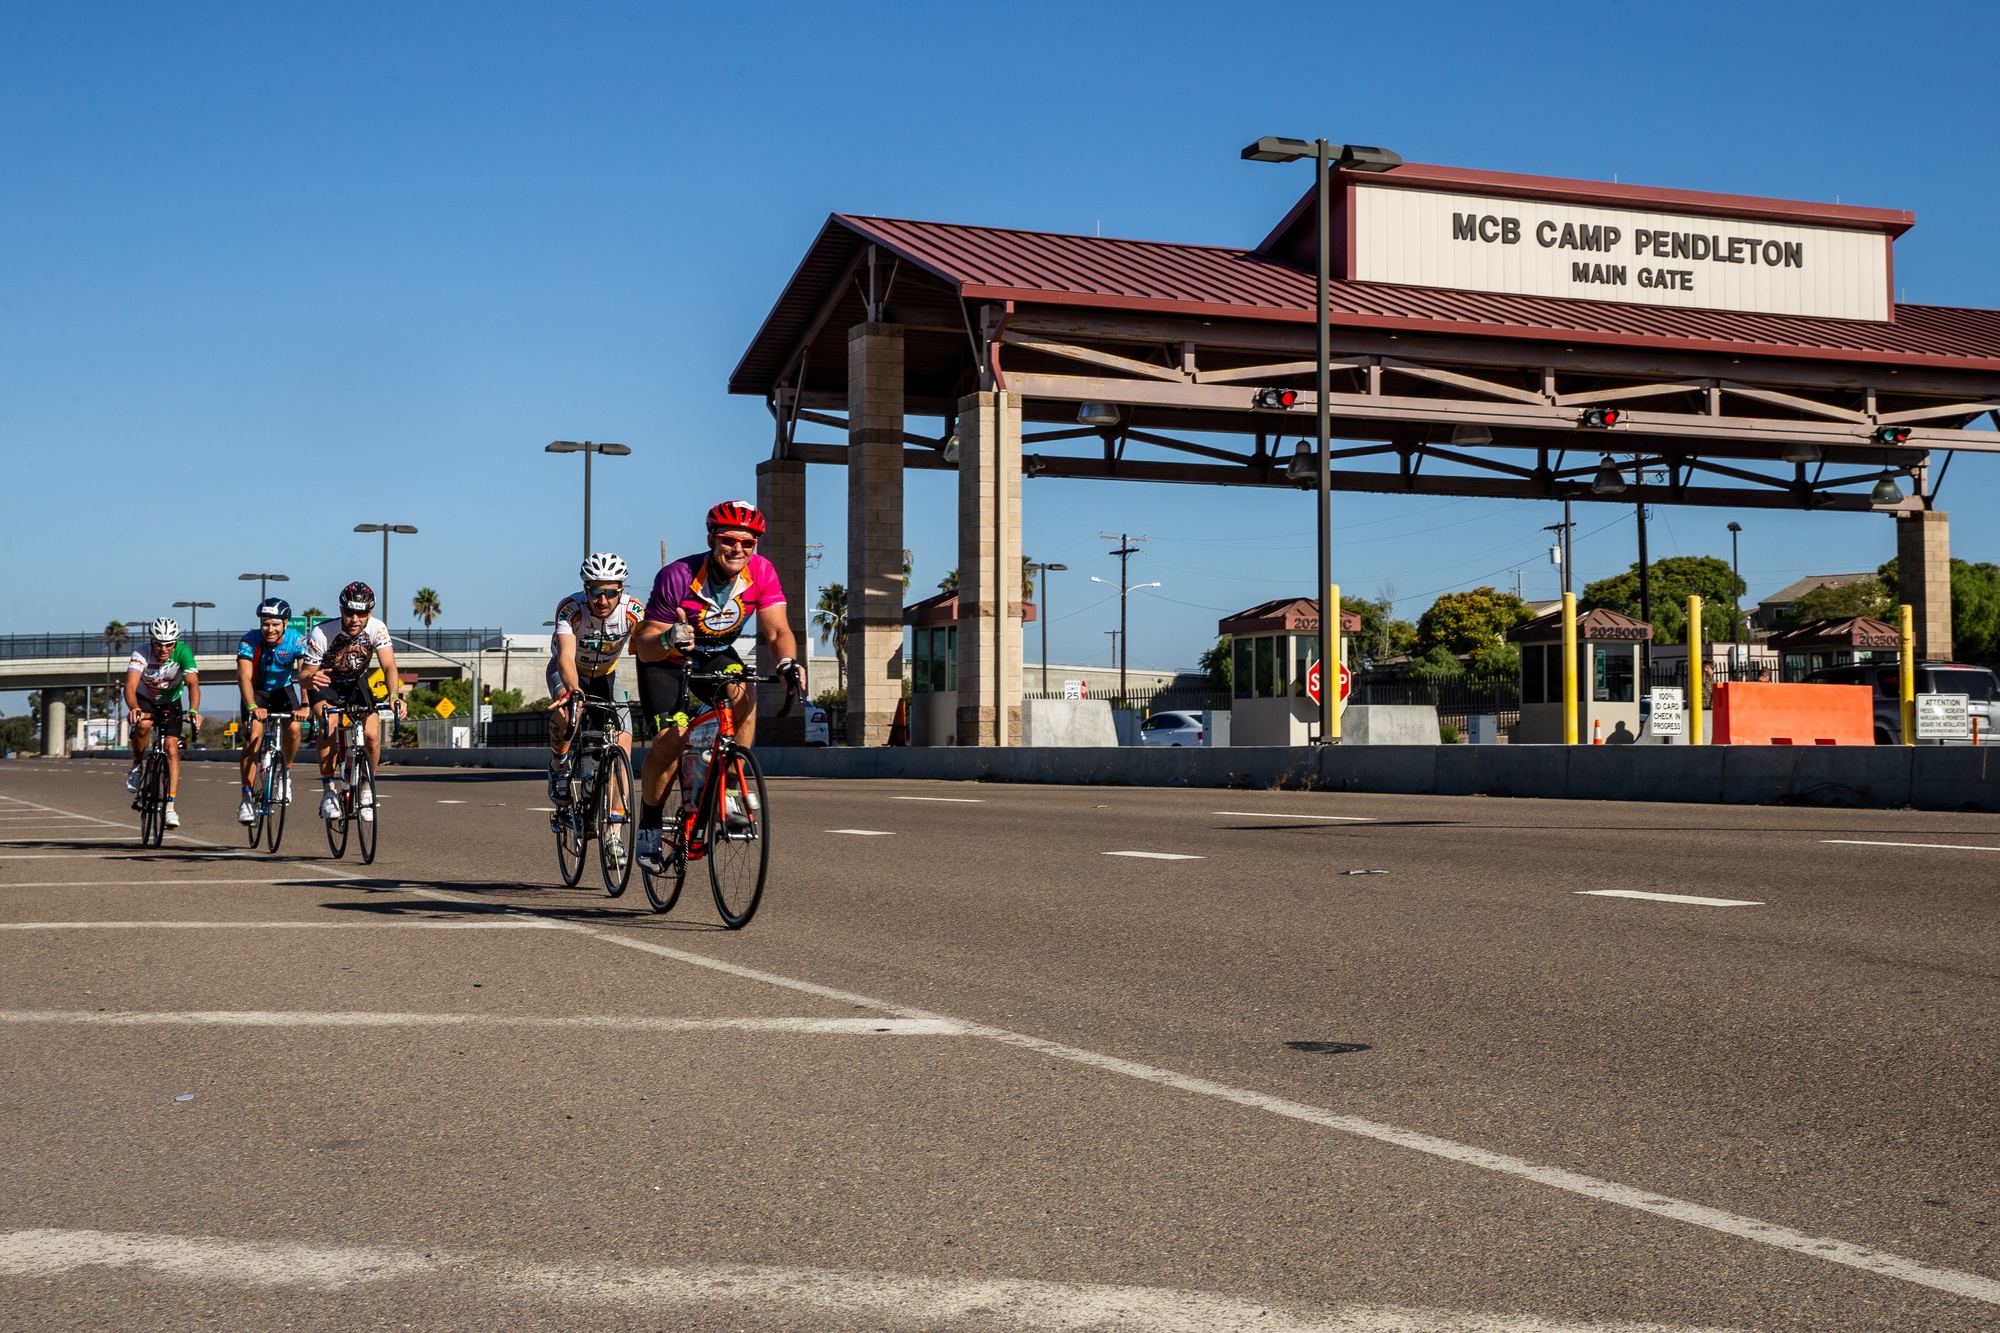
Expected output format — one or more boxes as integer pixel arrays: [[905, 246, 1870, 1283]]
[[955, 390, 1023, 746], [847, 323, 905, 747], [755, 456, 807, 746], [1896, 508, 1952, 660]]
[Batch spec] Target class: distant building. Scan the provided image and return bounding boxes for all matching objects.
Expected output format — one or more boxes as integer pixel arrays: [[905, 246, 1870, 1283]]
[[1751, 574, 1877, 634]]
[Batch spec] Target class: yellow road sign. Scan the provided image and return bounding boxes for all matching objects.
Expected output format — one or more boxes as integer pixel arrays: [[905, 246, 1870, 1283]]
[[434, 696, 456, 719]]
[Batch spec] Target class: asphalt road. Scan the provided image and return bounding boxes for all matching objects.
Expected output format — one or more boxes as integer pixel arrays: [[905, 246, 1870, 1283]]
[[2, 755, 1997, 1332]]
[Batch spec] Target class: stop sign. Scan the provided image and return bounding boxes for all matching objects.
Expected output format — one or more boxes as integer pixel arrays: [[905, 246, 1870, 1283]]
[[1304, 660, 1352, 709]]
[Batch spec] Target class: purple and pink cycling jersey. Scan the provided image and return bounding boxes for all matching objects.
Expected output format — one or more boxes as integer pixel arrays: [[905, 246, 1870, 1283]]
[[644, 552, 787, 662]]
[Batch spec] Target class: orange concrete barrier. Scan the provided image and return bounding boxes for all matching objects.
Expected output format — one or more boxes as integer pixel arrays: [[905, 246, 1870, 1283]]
[[1711, 682, 1874, 746]]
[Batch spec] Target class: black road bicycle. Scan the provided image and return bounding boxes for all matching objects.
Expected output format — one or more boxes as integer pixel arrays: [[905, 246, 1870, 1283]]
[[322, 693, 388, 865], [549, 696, 635, 896], [244, 709, 294, 853], [132, 702, 189, 848]]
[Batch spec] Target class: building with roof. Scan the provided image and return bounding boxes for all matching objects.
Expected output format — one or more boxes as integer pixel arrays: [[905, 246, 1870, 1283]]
[[1751, 574, 1881, 634], [733, 156, 1998, 746]]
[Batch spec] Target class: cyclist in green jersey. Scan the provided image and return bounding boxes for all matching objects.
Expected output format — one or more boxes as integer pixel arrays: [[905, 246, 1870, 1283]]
[[123, 617, 203, 830]]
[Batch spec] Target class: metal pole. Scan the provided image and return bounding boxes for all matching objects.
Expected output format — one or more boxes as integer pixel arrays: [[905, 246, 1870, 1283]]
[[1041, 574, 1050, 695], [1117, 537, 1130, 703], [381, 528, 390, 631], [1900, 603, 1916, 746], [1562, 500, 1573, 598], [1316, 138, 1337, 744], [1561, 592, 1578, 745], [1688, 594, 1704, 746], [1637, 500, 1652, 684], [583, 445, 593, 560], [1730, 526, 1743, 644]]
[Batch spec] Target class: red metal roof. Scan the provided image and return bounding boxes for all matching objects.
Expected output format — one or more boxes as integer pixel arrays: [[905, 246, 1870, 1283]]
[[837, 214, 2000, 372], [1509, 607, 1655, 643]]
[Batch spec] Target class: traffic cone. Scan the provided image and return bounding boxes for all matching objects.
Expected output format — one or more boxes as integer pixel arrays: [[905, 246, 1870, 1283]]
[[1592, 718, 1603, 744], [887, 697, 909, 747]]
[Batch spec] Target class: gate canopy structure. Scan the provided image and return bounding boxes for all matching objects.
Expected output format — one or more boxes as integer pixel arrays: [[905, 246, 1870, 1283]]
[[731, 159, 2000, 746]]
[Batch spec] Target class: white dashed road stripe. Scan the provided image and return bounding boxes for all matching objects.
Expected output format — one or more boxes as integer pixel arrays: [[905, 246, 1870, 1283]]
[[0, 919, 565, 931], [1, 1011, 968, 1035], [1822, 839, 2000, 852], [827, 828, 896, 836], [1213, 811, 1374, 821], [890, 796, 985, 803], [1102, 850, 1204, 860], [1577, 890, 1762, 907]]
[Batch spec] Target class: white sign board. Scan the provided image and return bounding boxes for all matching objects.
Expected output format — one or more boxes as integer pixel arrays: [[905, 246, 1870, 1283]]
[[1352, 184, 1890, 321], [1063, 679, 1087, 700], [1915, 693, 1970, 741], [1649, 686, 1685, 737]]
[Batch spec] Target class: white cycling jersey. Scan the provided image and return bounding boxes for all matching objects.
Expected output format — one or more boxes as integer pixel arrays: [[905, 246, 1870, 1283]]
[[551, 591, 643, 678], [303, 616, 393, 682]]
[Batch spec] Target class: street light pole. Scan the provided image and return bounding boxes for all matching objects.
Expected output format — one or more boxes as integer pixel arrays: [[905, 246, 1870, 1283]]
[[238, 572, 290, 603], [1026, 562, 1067, 695], [1094, 534, 1149, 702], [546, 441, 632, 560], [1243, 135, 1400, 743], [171, 600, 215, 645], [353, 524, 419, 629], [1727, 521, 1744, 646]]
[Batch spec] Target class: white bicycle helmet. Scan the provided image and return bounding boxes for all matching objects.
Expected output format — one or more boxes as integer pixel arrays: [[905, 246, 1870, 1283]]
[[148, 617, 181, 644], [580, 552, 629, 584]]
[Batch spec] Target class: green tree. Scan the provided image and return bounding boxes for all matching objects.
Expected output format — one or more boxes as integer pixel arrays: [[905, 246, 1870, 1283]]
[[1879, 557, 2000, 658], [1415, 587, 1534, 657], [1582, 555, 1742, 643], [1408, 644, 1464, 683], [811, 582, 848, 692], [103, 620, 130, 655], [1198, 636, 1231, 690], [1778, 578, 1892, 629], [937, 568, 959, 594], [1341, 594, 1417, 662], [411, 588, 442, 627]]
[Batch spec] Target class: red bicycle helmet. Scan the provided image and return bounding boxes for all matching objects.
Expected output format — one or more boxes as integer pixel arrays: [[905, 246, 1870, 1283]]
[[705, 500, 766, 537]]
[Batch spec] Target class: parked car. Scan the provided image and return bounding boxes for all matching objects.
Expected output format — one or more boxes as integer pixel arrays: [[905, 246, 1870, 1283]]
[[1138, 710, 1205, 747], [1799, 662, 1999, 744], [804, 703, 831, 746]]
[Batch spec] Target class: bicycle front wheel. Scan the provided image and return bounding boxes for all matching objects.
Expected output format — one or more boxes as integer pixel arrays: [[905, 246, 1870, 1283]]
[[139, 757, 165, 847], [355, 756, 378, 865], [325, 774, 349, 860], [641, 769, 687, 915], [596, 745, 633, 898], [706, 744, 768, 929]]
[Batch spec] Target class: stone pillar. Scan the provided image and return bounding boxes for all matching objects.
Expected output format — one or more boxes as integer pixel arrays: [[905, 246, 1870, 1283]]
[[42, 696, 66, 757], [755, 456, 808, 746], [955, 390, 1023, 746], [1897, 509, 1952, 660], [847, 323, 905, 746]]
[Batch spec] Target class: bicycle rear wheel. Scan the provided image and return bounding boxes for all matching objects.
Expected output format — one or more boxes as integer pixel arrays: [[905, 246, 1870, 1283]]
[[553, 771, 586, 887], [246, 767, 263, 847], [355, 756, 378, 865], [706, 744, 768, 929], [264, 762, 288, 854], [641, 769, 688, 915], [596, 745, 633, 898]]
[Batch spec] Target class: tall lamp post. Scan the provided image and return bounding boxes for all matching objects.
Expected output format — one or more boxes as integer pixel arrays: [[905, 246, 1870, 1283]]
[[353, 524, 419, 629], [545, 441, 631, 560], [1026, 561, 1067, 694], [1090, 573, 1161, 703], [238, 571, 290, 603], [1727, 521, 1744, 648], [1242, 135, 1402, 743], [171, 600, 215, 647]]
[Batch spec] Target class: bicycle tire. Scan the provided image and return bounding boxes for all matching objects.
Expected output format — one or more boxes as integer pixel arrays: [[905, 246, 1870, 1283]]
[[706, 744, 768, 929], [596, 745, 633, 898], [641, 769, 688, 915], [325, 779, 349, 859], [246, 773, 263, 846], [139, 754, 164, 847], [264, 762, 288, 854], [355, 756, 378, 865]]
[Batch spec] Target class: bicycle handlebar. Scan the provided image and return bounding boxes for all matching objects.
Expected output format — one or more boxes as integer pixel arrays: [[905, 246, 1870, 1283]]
[[683, 669, 798, 718]]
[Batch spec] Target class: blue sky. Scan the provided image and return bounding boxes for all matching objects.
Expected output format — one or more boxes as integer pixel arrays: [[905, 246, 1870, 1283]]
[[4, 0, 1998, 709]]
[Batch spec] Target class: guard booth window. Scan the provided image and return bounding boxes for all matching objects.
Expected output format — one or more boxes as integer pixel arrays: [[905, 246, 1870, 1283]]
[[1254, 636, 1275, 697], [1521, 643, 1546, 704], [1294, 635, 1312, 697], [1232, 637, 1254, 699], [1594, 646, 1634, 703], [912, 627, 957, 694]]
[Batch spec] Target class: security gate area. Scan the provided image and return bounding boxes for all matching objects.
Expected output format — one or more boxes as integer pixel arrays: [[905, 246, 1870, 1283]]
[[732, 159, 2000, 746]]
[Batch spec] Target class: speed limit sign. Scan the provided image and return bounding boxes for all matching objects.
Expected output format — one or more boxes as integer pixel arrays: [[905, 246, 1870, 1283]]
[[1305, 660, 1351, 712]]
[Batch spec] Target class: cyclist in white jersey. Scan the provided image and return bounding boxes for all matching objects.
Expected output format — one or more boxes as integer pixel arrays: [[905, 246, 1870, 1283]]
[[299, 581, 405, 822], [548, 552, 643, 801]]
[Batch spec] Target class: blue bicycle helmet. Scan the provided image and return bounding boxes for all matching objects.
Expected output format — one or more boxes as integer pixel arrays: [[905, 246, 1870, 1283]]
[[257, 597, 292, 621]]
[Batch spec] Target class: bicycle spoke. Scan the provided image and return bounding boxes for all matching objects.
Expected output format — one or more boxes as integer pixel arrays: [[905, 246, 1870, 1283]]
[[707, 746, 768, 929]]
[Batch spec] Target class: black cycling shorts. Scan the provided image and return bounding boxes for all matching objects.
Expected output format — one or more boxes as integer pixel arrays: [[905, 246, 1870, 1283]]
[[137, 698, 186, 739], [547, 663, 618, 707], [309, 680, 378, 717], [635, 647, 743, 739], [242, 683, 304, 721]]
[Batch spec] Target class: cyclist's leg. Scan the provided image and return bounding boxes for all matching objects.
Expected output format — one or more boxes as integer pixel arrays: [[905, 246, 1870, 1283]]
[[362, 708, 381, 768], [308, 686, 342, 817], [239, 708, 264, 790], [161, 707, 183, 811]]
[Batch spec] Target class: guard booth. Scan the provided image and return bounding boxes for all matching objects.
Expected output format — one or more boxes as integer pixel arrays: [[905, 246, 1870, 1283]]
[[904, 588, 1035, 746], [1766, 616, 1900, 680], [1508, 607, 1653, 744], [1219, 598, 1363, 746]]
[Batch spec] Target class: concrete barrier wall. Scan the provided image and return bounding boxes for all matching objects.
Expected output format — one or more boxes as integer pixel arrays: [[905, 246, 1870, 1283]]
[[66, 744, 2000, 812]]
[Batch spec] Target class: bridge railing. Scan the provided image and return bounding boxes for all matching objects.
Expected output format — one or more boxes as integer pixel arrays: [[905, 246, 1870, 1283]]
[[0, 628, 506, 659]]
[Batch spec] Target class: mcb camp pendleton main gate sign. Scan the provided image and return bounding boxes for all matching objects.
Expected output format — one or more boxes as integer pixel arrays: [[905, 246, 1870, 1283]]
[[1348, 174, 1897, 321]]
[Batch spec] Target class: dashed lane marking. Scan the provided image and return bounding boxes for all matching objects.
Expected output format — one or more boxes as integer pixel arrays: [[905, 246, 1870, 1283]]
[[1577, 890, 1762, 907], [0, 878, 376, 889], [436, 800, 467, 804], [0, 919, 564, 931], [0, 1227, 1743, 1332], [827, 828, 896, 836], [1822, 838, 2000, 852], [890, 796, 985, 803], [1102, 850, 1204, 860], [1213, 811, 1373, 821], [1, 1011, 969, 1035]]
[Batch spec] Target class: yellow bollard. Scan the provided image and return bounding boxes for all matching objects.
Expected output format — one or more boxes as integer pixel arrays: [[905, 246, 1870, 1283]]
[[1900, 603, 1916, 746], [1687, 594, 1704, 746], [1561, 592, 1578, 745], [1326, 582, 1341, 742]]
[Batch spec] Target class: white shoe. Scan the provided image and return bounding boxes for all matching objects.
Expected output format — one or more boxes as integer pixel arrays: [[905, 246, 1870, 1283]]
[[357, 788, 374, 822], [603, 830, 625, 867], [163, 805, 181, 830], [125, 767, 141, 794], [237, 797, 256, 824], [281, 774, 293, 805], [359, 804, 374, 823], [319, 793, 342, 820]]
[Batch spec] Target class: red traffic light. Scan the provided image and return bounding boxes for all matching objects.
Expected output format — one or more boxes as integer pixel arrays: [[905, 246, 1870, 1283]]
[[1874, 425, 1911, 445], [1253, 388, 1299, 410], [1580, 407, 1621, 429]]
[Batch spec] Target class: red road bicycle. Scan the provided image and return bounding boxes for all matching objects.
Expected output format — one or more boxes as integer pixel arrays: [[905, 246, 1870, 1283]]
[[640, 669, 788, 927]]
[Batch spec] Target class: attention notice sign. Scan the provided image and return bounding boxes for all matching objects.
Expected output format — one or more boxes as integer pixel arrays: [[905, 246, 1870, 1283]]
[[1351, 184, 1891, 321]]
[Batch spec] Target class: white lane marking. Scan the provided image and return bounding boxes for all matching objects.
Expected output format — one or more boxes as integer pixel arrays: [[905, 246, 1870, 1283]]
[[0, 920, 563, 931], [1102, 850, 1204, 860], [0, 796, 125, 828], [1823, 839, 2000, 852], [1578, 890, 1763, 908], [0, 836, 153, 844], [0, 1227, 1742, 1331], [2, 1011, 967, 1035], [890, 796, 985, 803], [826, 828, 896, 836], [0, 852, 238, 860], [1214, 811, 1374, 821], [436, 799, 467, 804], [529, 807, 556, 812], [460, 899, 2000, 1307], [0, 878, 375, 889]]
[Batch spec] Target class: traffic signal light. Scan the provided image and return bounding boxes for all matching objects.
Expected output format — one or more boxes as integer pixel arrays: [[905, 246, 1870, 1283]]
[[1579, 407, 1621, 429], [1874, 425, 1911, 445], [1252, 388, 1299, 410]]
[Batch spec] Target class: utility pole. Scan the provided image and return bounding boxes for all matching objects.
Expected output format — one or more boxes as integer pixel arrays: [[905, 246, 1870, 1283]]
[[1637, 500, 1653, 683], [1026, 561, 1067, 695], [1094, 534, 1150, 703], [1727, 522, 1744, 648]]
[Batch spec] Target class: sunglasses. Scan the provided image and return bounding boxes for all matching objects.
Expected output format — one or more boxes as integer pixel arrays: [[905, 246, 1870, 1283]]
[[713, 535, 758, 551], [585, 585, 624, 599]]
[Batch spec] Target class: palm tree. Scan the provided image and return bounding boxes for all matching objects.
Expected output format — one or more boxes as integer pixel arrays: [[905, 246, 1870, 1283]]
[[811, 583, 848, 692], [937, 569, 959, 594], [412, 588, 443, 628], [303, 606, 325, 619], [103, 620, 129, 653]]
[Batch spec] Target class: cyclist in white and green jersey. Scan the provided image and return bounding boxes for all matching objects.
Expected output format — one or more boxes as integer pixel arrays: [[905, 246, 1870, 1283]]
[[123, 617, 203, 829]]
